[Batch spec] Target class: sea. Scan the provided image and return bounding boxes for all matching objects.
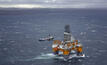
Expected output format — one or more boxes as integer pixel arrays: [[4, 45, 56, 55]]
[[0, 8, 107, 65]]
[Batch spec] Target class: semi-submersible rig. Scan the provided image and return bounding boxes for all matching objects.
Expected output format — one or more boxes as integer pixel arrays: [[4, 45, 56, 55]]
[[52, 25, 85, 60]]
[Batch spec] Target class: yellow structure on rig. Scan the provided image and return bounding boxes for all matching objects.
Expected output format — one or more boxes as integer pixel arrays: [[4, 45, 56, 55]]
[[52, 25, 83, 56], [52, 40, 83, 55]]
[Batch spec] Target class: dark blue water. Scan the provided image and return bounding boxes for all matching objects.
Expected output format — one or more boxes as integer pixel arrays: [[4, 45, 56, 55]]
[[0, 8, 107, 65]]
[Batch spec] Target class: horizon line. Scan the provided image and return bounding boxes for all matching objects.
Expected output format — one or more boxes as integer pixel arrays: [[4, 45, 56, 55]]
[[0, 4, 107, 9]]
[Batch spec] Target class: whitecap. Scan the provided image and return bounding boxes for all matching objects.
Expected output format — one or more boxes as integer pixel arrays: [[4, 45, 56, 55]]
[[99, 50, 107, 53], [91, 30, 96, 32]]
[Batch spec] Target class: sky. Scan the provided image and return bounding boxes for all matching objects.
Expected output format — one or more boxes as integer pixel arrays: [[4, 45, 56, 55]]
[[0, 0, 107, 8]]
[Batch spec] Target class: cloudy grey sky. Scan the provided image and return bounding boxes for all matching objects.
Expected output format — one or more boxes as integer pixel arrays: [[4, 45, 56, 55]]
[[0, 0, 107, 8]]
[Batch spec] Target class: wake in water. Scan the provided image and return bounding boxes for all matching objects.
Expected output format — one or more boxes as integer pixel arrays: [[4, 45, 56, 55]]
[[17, 52, 86, 62], [21, 53, 64, 61]]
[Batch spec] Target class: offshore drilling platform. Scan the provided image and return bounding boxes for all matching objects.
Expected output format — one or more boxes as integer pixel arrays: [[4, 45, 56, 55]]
[[52, 25, 85, 60]]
